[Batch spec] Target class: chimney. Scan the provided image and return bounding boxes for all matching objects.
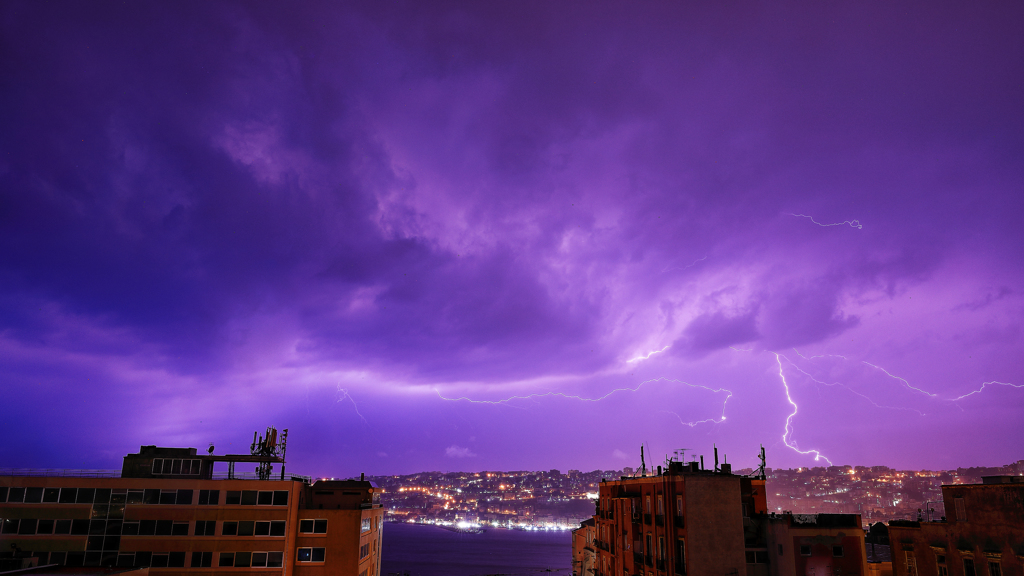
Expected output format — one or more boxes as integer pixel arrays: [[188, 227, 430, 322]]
[[360, 473, 365, 481]]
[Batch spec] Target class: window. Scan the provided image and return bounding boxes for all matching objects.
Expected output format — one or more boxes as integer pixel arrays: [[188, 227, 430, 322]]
[[646, 496, 651, 514], [37, 519, 54, 535], [234, 551, 252, 567], [273, 490, 289, 505], [241, 490, 258, 505], [55, 519, 72, 534], [238, 521, 255, 536], [1, 519, 19, 534], [955, 497, 967, 522], [19, 520, 38, 535], [298, 547, 326, 562], [25, 487, 44, 503], [300, 519, 327, 533], [137, 520, 156, 535], [150, 458, 201, 475], [0, 487, 7, 502], [963, 558, 976, 576], [59, 488, 77, 503], [126, 489, 143, 504], [937, 555, 948, 576], [151, 554, 169, 568], [778, 544, 784, 556], [270, 520, 286, 536], [169, 552, 186, 568], [906, 552, 918, 576], [800, 545, 811, 556], [198, 489, 219, 505], [267, 551, 283, 567], [219, 553, 235, 567], [362, 517, 372, 533], [226, 491, 241, 505], [171, 521, 189, 536], [191, 551, 213, 568], [222, 521, 238, 536], [159, 490, 176, 505], [195, 520, 216, 536], [745, 551, 768, 563], [989, 562, 1002, 576], [359, 543, 370, 559], [657, 495, 664, 515], [676, 538, 685, 572], [255, 521, 270, 536], [676, 495, 683, 517], [833, 546, 844, 557], [251, 552, 268, 567]]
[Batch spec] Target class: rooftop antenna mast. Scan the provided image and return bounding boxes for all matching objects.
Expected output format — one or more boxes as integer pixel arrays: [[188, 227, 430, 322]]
[[640, 445, 646, 477]]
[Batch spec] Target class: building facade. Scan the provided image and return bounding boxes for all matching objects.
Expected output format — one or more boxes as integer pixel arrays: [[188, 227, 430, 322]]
[[888, 477, 1024, 576], [573, 517, 596, 576], [1, 444, 384, 576], [585, 452, 868, 576], [591, 460, 767, 576]]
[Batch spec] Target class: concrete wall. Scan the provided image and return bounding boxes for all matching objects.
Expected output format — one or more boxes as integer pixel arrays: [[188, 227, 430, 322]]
[[685, 474, 746, 576]]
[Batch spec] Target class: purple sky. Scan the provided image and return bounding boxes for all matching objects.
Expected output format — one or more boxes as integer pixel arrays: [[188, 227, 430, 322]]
[[2, 2, 1022, 478]]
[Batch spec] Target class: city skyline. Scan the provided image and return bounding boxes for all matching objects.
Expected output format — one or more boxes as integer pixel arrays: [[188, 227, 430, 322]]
[[1, 2, 1022, 476]]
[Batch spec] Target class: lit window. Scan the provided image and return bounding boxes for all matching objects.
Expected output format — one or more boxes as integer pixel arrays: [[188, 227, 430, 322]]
[[297, 547, 325, 562]]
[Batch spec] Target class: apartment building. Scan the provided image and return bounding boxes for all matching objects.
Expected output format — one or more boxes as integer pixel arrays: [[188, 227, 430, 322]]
[[888, 476, 1024, 576], [1, 442, 384, 576], [583, 448, 867, 576]]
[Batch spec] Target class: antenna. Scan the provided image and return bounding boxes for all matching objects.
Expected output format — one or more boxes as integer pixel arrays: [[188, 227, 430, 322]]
[[714, 444, 719, 472], [640, 445, 646, 477]]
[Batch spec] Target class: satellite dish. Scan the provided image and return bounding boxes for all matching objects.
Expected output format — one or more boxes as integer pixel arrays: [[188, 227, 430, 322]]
[[208, 445, 215, 455]]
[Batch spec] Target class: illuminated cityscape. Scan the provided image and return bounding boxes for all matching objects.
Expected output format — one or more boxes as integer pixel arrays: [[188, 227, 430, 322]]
[[372, 459, 1024, 529]]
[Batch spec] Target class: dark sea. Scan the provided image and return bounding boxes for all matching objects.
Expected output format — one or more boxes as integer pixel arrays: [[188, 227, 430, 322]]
[[380, 522, 572, 576]]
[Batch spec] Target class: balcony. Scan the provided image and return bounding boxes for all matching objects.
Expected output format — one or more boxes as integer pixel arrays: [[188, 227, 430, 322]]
[[632, 512, 641, 523], [633, 552, 644, 566], [645, 555, 653, 567], [655, 514, 664, 527], [675, 559, 686, 575], [657, 559, 666, 571], [643, 513, 652, 525], [675, 514, 685, 529]]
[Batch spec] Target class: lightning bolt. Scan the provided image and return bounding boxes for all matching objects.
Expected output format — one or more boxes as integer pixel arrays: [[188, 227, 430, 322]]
[[436, 377, 733, 427], [862, 362, 938, 397], [336, 386, 369, 425], [785, 355, 925, 416], [948, 381, 1024, 402], [774, 352, 833, 466], [662, 254, 708, 273], [627, 345, 671, 363], [788, 213, 863, 230]]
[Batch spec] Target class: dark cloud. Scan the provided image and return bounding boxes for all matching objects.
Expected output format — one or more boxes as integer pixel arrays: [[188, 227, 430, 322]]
[[673, 310, 760, 357], [0, 0, 1021, 471]]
